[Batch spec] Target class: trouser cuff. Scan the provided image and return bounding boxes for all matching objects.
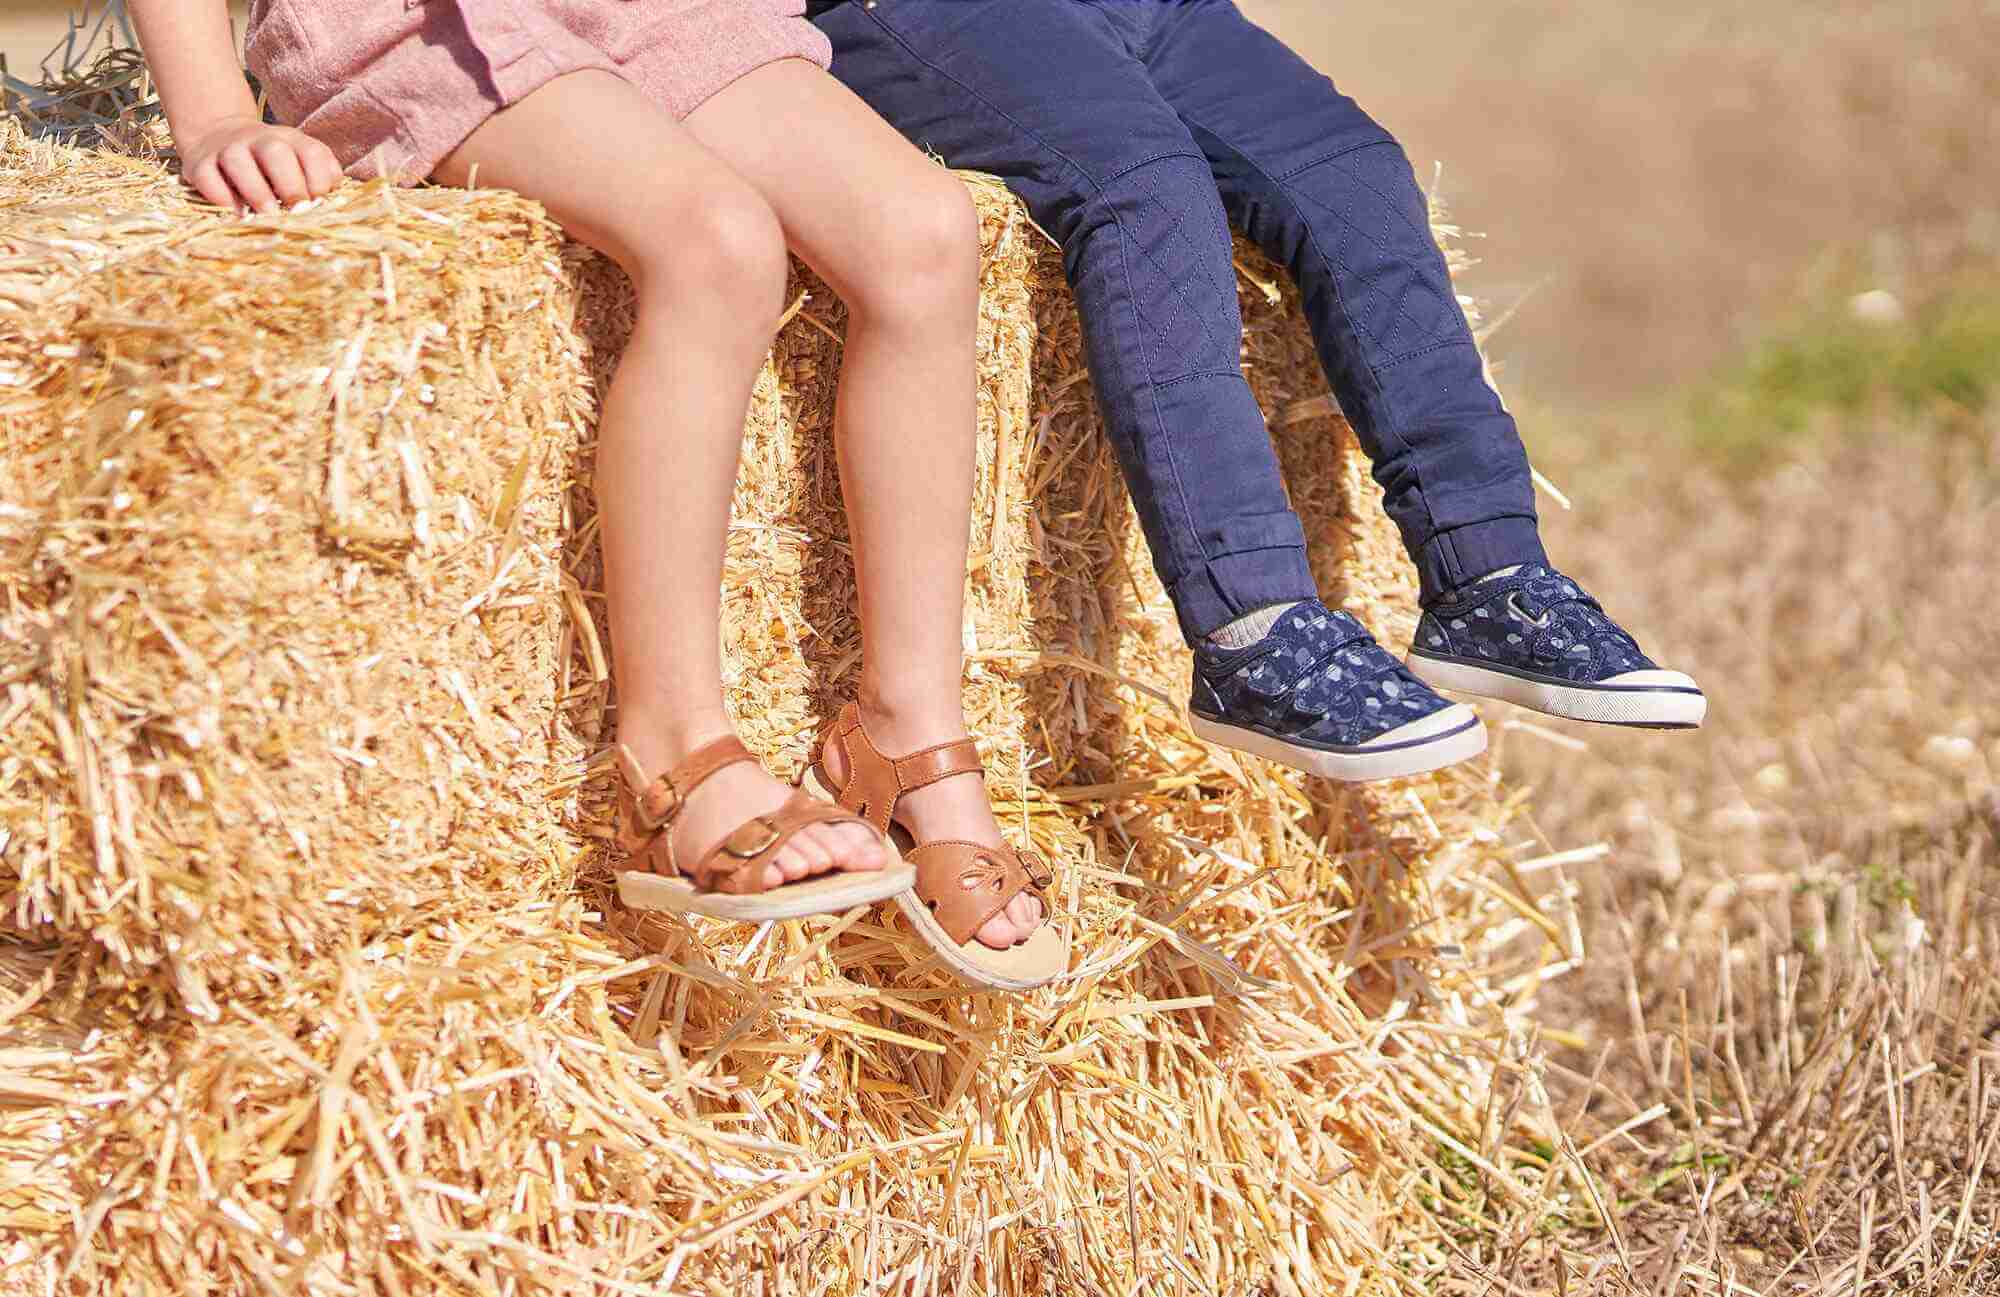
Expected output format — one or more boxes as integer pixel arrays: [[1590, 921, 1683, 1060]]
[[1416, 515, 1548, 607], [1167, 544, 1319, 646]]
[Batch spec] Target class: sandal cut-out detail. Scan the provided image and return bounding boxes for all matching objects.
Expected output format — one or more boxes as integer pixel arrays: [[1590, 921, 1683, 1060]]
[[806, 704, 1067, 990], [612, 735, 913, 921]]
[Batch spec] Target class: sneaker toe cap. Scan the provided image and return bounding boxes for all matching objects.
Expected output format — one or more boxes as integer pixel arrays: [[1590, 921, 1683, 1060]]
[[1360, 701, 1483, 749]]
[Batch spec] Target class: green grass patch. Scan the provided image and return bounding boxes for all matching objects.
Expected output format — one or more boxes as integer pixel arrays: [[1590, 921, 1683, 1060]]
[[1511, 266, 2000, 493], [1687, 278, 2000, 464]]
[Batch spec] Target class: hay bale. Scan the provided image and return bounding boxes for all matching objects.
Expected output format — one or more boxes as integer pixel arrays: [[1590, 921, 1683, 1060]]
[[0, 123, 589, 1018], [1, 126, 1575, 1294]]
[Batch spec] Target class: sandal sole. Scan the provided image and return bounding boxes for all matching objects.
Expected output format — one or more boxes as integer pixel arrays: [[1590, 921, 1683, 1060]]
[[799, 766, 1067, 991], [617, 858, 914, 921]]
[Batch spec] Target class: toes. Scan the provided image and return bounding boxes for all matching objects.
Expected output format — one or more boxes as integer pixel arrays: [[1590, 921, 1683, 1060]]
[[1003, 893, 1043, 945], [761, 850, 808, 890], [787, 831, 837, 879], [759, 841, 821, 890], [829, 822, 886, 873], [974, 910, 1019, 951], [754, 824, 883, 891], [969, 893, 1044, 950]]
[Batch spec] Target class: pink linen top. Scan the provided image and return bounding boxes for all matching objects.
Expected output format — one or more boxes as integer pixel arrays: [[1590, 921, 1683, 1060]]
[[245, 0, 831, 181]]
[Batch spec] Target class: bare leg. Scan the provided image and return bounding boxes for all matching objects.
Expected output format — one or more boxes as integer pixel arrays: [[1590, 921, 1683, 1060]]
[[684, 61, 1042, 947], [433, 72, 887, 886]]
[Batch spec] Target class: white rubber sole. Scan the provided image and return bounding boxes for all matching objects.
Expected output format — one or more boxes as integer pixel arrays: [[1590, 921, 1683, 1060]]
[[1407, 654, 1707, 729], [1190, 703, 1488, 782]]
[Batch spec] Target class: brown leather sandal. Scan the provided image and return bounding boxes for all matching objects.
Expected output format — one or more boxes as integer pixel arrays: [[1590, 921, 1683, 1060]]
[[801, 704, 1067, 990], [613, 735, 914, 921]]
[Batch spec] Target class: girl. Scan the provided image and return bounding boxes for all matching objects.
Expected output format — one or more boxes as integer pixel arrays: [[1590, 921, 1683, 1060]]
[[130, 0, 1063, 988]]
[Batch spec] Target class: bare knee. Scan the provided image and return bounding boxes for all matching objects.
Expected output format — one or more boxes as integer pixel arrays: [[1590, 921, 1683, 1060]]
[[624, 186, 790, 334], [845, 173, 981, 329]]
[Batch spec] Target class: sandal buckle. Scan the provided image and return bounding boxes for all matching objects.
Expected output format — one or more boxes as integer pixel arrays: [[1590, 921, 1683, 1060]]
[[721, 815, 783, 861]]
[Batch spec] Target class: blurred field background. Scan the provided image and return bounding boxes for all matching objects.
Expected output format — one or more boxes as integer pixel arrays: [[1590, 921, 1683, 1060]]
[[5, 0, 1998, 1291], [1240, 1, 2000, 1291]]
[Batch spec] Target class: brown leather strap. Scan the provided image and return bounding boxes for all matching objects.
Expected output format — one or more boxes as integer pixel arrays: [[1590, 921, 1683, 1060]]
[[813, 704, 1056, 946], [820, 704, 898, 833], [690, 793, 878, 895], [906, 840, 1054, 947], [894, 739, 983, 796], [613, 736, 760, 878], [666, 736, 758, 804], [819, 703, 985, 836]]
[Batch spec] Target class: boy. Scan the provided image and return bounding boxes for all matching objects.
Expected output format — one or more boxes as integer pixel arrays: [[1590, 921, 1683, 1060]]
[[812, 0, 1703, 779]]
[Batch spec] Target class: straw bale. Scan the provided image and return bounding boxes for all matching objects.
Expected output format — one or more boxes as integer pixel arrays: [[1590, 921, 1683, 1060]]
[[2, 124, 1574, 1295], [0, 121, 590, 1016]]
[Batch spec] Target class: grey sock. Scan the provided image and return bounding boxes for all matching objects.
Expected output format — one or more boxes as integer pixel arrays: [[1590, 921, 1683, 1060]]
[[1206, 601, 1303, 651]]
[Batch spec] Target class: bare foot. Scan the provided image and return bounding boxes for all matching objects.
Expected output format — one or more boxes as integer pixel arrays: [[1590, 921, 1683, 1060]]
[[626, 731, 889, 890], [822, 705, 1044, 950]]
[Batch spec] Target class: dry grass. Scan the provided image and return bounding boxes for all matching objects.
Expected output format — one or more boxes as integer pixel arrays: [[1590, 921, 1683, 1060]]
[[0, 2, 155, 148], [0, 129, 594, 1020], [1434, 427, 2000, 1292]]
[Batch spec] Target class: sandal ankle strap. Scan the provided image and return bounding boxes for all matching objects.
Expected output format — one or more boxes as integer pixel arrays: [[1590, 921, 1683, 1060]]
[[891, 737, 984, 795], [820, 703, 984, 835], [613, 736, 757, 834]]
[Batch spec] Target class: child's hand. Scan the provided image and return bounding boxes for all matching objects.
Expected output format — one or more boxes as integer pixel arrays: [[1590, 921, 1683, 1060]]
[[180, 117, 343, 214]]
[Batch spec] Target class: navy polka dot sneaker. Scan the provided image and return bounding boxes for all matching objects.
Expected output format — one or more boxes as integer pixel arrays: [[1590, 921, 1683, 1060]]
[[1407, 565, 1706, 729], [1190, 601, 1487, 782]]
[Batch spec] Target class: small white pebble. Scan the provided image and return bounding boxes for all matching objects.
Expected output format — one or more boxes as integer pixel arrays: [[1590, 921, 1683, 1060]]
[[1919, 735, 1979, 771], [1848, 289, 1905, 325]]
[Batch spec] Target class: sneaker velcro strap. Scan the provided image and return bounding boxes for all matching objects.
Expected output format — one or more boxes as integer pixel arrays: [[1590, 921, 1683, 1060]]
[[1319, 610, 1380, 650], [1236, 650, 1312, 702], [1245, 609, 1376, 695], [1513, 568, 1596, 617]]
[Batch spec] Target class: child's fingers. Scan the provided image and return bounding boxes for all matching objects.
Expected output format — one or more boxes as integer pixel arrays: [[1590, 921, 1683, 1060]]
[[219, 143, 279, 213], [252, 137, 311, 206], [184, 156, 238, 212], [300, 137, 343, 197]]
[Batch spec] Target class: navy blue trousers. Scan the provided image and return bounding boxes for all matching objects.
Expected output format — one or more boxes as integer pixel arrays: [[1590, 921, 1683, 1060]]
[[814, 0, 1547, 642]]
